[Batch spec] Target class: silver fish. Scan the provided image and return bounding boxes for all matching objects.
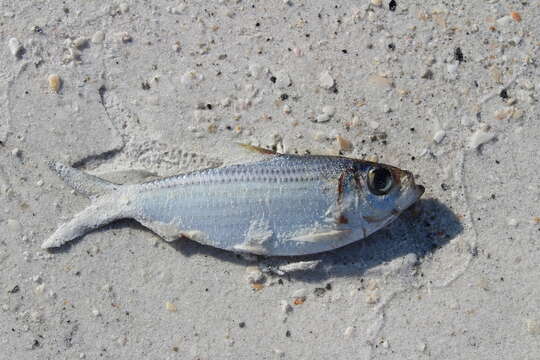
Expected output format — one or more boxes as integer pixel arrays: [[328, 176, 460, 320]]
[[42, 146, 424, 256]]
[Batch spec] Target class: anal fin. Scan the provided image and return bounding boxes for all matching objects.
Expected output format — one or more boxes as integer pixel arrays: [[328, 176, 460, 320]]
[[137, 219, 183, 242], [137, 219, 210, 245]]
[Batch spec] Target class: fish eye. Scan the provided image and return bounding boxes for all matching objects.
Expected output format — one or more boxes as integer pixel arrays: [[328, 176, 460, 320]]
[[367, 167, 394, 195]]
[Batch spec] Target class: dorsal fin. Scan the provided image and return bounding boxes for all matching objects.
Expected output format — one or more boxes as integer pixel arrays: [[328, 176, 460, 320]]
[[236, 143, 277, 155]]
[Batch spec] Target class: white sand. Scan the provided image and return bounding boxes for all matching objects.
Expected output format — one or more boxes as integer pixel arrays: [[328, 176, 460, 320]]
[[1, 1, 539, 358]]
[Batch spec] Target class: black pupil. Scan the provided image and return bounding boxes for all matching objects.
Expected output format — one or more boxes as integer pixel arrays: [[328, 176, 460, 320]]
[[372, 168, 391, 191]]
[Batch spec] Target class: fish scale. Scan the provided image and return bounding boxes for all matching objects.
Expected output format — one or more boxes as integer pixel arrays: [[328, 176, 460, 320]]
[[42, 151, 424, 256]]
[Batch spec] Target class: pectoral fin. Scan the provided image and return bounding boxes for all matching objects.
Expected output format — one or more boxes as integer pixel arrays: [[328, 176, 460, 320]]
[[290, 229, 352, 243]]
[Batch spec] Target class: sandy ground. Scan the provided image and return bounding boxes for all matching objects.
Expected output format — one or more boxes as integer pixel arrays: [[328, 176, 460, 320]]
[[1, 1, 539, 359]]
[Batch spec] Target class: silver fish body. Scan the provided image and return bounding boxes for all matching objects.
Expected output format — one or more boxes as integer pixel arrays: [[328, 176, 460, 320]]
[[42, 153, 424, 256]]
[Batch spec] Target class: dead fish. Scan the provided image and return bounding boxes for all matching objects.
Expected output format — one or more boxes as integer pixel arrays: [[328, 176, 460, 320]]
[[42, 145, 424, 256]]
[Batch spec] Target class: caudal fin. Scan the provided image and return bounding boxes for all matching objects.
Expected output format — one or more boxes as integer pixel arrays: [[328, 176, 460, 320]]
[[43, 162, 126, 249], [48, 161, 119, 197], [41, 201, 126, 249]]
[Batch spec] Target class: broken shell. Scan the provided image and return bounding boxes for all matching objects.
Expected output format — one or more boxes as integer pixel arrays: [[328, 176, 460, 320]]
[[48, 74, 62, 93]]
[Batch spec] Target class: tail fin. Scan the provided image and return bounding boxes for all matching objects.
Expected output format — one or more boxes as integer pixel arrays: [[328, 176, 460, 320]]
[[41, 201, 126, 249], [48, 161, 119, 197], [42, 162, 126, 249]]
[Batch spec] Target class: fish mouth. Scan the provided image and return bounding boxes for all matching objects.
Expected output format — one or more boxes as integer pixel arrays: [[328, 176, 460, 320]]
[[393, 180, 425, 214]]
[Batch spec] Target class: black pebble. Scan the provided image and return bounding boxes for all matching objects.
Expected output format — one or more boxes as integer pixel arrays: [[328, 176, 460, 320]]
[[389, 0, 397, 11], [313, 288, 326, 297], [499, 89, 509, 99], [454, 47, 464, 62], [325, 283, 332, 290]]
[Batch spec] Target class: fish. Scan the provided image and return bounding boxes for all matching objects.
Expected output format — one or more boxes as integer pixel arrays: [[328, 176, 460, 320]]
[[42, 145, 425, 256]]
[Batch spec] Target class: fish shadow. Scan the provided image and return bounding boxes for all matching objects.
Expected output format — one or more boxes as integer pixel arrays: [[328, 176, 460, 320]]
[[166, 197, 463, 282]]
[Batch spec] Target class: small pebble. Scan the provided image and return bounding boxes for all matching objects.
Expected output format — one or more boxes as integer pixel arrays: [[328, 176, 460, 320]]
[[8, 37, 24, 58], [282, 104, 291, 114], [181, 70, 204, 87], [11, 148, 22, 157], [344, 326, 355, 337], [275, 71, 291, 89], [319, 71, 335, 90], [245, 266, 265, 284], [280, 300, 292, 314], [92, 309, 100, 317], [510, 11, 521, 22], [526, 319, 540, 335], [115, 32, 132, 43], [336, 135, 353, 152], [494, 108, 513, 121], [169, 5, 186, 14], [447, 62, 458, 75], [322, 105, 335, 116], [119, 3, 129, 13], [433, 130, 446, 144], [368, 75, 392, 88], [366, 291, 380, 304], [165, 301, 177, 312], [496, 16, 513, 26], [280, 260, 320, 273], [91, 31, 105, 44], [366, 154, 379, 163], [249, 63, 263, 79], [220, 98, 231, 107], [72, 37, 88, 49], [316, 113, 331, 123], [48, 74, 62, 93], [371, 0, 382, 7], [315, 105, 336, 123], [34, 284, 45, 295], [507, 218, 518, 227], [368, 120, 380, 129], [469, 126, 496, 150]]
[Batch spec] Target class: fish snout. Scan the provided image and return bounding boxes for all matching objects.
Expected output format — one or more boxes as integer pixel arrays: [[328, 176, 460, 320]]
[[403, 171, 425, 198]]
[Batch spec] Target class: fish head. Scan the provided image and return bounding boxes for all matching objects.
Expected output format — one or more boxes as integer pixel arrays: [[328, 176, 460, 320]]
[[351, 161, 425, 231]]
